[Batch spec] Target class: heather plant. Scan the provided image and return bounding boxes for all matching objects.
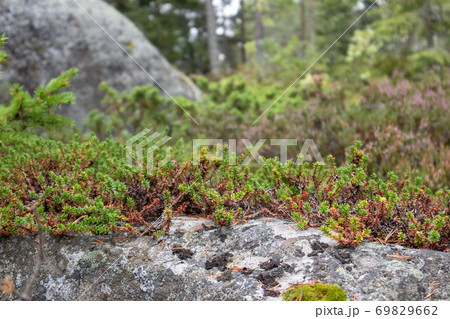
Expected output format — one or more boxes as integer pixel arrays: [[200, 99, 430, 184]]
[[3, 106, 450, 250], [253, 142, 449, 250], [83, 68, 449, 191], [195, 70, 449, 189], [364, 71, 449, 189], [0, 37, 448, 251]]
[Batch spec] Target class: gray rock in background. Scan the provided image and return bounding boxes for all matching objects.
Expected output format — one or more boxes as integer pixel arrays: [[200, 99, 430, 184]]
[[0, 0, 201, 124], [1, 217, 449, 301]]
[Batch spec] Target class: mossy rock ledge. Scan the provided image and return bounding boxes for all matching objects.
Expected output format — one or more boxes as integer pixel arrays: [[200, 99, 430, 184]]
[[1, 217, 449, 301]]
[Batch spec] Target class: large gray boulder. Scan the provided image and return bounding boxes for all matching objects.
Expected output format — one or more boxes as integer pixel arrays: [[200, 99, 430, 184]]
[[0, 0, 201, 124], [1, 217, 449, 301]]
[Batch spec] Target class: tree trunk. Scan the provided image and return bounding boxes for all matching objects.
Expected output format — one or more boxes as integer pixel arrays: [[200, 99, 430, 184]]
[[300, 0, 307, 58], [254, 0, 264, 64], [240, 0, 247, 63], [424, 0, 435, 48], [308, 0, 315, 49], [205, 0, 220, 73]]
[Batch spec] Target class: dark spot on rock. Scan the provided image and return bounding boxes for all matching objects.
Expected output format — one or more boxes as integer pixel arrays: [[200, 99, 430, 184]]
[[205, 252, 233, 271], [72, 269, 81, 281], [257, 272, 278, 288], [218, 234, 227, 242], [172, 248, 194, 260], [308, 241, 328, 256], [332, 249, 352, 264], [260, 255, 282, 270], [256, 265, 284, 289], [256, 265, 285, 297], [282, 263, 295, 273], [255, 255, 288, 294]]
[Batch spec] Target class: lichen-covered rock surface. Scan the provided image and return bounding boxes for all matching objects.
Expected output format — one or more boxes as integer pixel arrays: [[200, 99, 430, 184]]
[[0, 217, 449, 301], [0, 0, 201, 124]]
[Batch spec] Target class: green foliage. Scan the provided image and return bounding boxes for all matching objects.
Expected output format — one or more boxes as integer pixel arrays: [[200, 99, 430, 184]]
[[0, 68, 78, 132], [0, 33, 7, 75], [84, 82, 196, 141], [86, 67, 450, 190], [5, 109, 450, 250], [282, 283, 347, 301], [153, 230, 165, 238]]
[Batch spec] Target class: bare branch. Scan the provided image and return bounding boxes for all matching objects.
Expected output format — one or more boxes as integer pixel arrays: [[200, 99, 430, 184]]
[[19, 204, 45, 301]]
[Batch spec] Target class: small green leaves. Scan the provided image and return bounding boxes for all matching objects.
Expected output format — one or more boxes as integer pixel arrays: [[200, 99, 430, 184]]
[[398, 232, 407, 241], [427, 230, 440, 243], [153, 230, 164, 238]]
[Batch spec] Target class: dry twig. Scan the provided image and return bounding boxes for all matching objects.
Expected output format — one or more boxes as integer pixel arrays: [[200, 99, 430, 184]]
[[226, 266, 256, 274], [205, 250, 212, 261], [73, 215, 86, 225], [156, 239, 166, 247], [210, 271, 225, 279], [92, 239, 105, 245], [19, 204, 45, 301], [429, 281, 440, 287], [386, 253, 410, 260], [425, 289, 437, 299]]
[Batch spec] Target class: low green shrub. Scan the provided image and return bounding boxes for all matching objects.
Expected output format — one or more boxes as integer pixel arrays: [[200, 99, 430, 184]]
[[84, 69, 450, 190]]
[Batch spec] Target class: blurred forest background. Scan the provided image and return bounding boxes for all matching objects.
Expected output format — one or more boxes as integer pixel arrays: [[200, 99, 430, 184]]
[[89, 0, 449, 188], [106, 0, 449, 77]]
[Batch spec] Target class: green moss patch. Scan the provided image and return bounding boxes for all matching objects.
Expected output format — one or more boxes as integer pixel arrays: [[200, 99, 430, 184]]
[[282, 283, 347, 301]]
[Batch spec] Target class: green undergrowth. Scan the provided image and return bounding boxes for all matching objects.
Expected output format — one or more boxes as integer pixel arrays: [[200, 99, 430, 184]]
[[85, 69, 450, 190], [0, 40, 449, 251], [282, 283, 347, 301]]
